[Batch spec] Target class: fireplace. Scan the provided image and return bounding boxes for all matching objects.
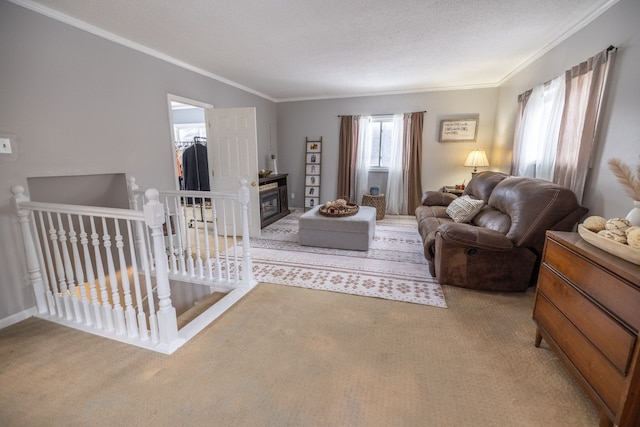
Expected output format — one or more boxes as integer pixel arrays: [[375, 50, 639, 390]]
[[259, 173, 290, 228], [260, 189, 280, 223]]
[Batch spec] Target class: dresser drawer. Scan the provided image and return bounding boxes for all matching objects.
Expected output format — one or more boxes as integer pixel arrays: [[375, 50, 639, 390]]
[[537, 265, 636, 374], [534, 293, 625, 413], [544, 239, 640, 331]]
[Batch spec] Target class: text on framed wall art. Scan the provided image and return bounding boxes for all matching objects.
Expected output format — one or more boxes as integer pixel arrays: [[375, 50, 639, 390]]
[[439, 118, 478, 142]]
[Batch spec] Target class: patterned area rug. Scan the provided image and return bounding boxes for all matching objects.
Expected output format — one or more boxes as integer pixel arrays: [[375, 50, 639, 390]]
[[248, 210, 447, 308]]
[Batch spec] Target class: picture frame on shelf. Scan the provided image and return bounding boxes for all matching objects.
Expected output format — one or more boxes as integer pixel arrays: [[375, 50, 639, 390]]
[[306, 153, 321, 164], [305, 175, 320, 186], [439, 118, 478, 142], [306, 141, 322, 152], [305, 197, 319, 208]]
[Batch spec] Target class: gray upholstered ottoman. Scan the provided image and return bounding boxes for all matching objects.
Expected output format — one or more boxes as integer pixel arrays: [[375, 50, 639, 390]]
[[298, 205, 376, 251]]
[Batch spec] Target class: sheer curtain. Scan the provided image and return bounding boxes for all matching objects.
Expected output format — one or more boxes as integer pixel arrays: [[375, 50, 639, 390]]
[[554, 48, 615, 202], [512, 75, 565, 180], [353, 116, 372, 203], [385, 114, 405, 214], [510, 90, 532, 175]]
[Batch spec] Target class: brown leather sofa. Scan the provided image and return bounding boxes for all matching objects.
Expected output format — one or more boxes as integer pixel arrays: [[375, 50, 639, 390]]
[[415, 171, 588, 292]]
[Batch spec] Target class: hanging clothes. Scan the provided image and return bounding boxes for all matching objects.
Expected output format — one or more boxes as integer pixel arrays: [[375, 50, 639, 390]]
[[182, 142, 210, 191]]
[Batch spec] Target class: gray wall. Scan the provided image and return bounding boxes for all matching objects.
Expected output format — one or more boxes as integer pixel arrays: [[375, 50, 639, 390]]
[[277, 89, 498, 209], [495, 0, 640, 220], [0, 1, 277, 324]]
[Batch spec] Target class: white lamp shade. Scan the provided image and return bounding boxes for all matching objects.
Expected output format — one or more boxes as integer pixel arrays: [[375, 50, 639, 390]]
[[464, 150, 489, 172]]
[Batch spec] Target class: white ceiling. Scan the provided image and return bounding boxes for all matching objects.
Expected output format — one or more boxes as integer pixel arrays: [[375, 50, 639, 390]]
[[15, 0, 617, 102]]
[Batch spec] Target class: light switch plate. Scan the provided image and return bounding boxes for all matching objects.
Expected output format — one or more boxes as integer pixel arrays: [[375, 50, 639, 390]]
[[0, 138, 12, 154]]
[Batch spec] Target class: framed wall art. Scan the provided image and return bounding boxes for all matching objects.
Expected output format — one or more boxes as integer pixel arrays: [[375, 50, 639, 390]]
[[304, 136, 322, 210], [439, 118, 479, 142]]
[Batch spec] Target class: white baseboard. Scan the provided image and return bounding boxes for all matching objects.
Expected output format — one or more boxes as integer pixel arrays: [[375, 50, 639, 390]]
[[0, 307, 37, 329]]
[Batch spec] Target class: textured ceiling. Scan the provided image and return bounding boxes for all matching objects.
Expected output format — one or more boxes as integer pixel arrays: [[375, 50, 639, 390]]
[[16, 0, 616, 101]]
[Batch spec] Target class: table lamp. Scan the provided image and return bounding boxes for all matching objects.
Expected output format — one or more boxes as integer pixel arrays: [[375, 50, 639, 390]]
[[464, 150, 489, 176]]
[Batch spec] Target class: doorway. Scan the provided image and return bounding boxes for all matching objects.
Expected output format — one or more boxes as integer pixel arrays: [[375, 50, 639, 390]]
[[167, 95, 261, 237], [168, 95, 212, 191]]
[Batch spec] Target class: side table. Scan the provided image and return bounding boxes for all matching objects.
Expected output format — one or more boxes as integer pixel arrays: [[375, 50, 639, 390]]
[[443, 186, 464, 196], [361, 193, 386, 220]]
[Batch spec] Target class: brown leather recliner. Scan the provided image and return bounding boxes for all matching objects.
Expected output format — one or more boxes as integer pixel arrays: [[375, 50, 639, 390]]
[[415, 171, 588, 292]]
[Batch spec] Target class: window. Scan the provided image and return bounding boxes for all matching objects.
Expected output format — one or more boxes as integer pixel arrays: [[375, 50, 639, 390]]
[[513, 75, 565, 181], [366, 116, 394, 169]]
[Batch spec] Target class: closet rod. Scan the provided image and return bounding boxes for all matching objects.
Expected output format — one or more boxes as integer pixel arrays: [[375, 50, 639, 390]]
[[337, 110, 426, 117]]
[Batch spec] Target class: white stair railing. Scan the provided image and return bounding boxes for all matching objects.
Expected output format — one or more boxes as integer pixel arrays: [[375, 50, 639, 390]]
[[10, 185, 179, 353], [127, 177, 255, 291]]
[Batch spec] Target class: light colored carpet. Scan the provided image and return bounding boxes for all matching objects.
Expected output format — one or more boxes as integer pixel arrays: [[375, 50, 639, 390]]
[[248, 211, 446, 308], [0, 284, 599, 426]]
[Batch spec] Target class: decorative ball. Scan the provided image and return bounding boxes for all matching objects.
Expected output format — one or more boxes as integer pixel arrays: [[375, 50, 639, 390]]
[[627, 228, 640, 249], [605, 217, 632, 232], [583, 216, 606, 232], [598, 229, 627, 244], [334, 199, 347, 207], [625, 226, 640, 237]]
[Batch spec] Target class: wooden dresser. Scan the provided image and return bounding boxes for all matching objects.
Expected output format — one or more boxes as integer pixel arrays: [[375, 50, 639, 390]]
[[533, 231, 640, 427]]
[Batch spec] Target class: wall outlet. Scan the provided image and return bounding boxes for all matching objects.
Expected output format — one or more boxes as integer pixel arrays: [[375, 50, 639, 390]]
[[0, 138, 11, 154], [291, 193, 295, 199]]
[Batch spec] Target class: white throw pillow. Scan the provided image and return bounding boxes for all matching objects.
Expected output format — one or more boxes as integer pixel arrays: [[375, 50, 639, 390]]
[[446, 195, 485, 223]]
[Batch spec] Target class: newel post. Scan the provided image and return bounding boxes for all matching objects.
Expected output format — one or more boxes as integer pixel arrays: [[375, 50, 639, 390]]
[[238, 179, 254, 285], [143, 188, 178, 345], [11, 185, 48, 314]]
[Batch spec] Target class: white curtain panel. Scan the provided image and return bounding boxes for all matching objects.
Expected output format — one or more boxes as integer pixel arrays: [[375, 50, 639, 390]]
[[514, 75, 565, 180], [386, 114, 405, 214], [354, 116, 372, 204]]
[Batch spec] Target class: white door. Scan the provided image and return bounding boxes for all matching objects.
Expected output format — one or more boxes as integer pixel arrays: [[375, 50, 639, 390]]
[[206, 107, 260, 237]]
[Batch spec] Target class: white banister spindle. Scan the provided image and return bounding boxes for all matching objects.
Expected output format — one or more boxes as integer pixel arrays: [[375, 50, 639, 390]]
[[239, 179, 254, 285], [230, 201, 239, 283], [33, 211, 55, 315], [114, 219, 138, 338], [144, 189, 178, 346], [163, 197, 178, 274], [211, 200, 222, 282], [184, 203, 195, 277], [78, 215, 100, 328], [67, 215, 91, 325], [128, 177, 147, 272], [145, 224, 156, 273], [221, 201, 230, 281], [203, 197, 213, 281], [192, 204, 204, 278], [127, 220, 148, 341], [48, 212, 71, 319], [102, 217, 126, 335], [10, 186, 48, 314], [56, 213, 82, 322], [141, 228, 159, 344], [90, 216, 114, 332], [172, 197, 186, 275]]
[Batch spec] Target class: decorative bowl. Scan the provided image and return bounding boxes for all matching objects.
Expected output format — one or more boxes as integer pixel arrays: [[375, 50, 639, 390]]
[[258, 169, 272, 178], [578, 224, 640, 265]]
